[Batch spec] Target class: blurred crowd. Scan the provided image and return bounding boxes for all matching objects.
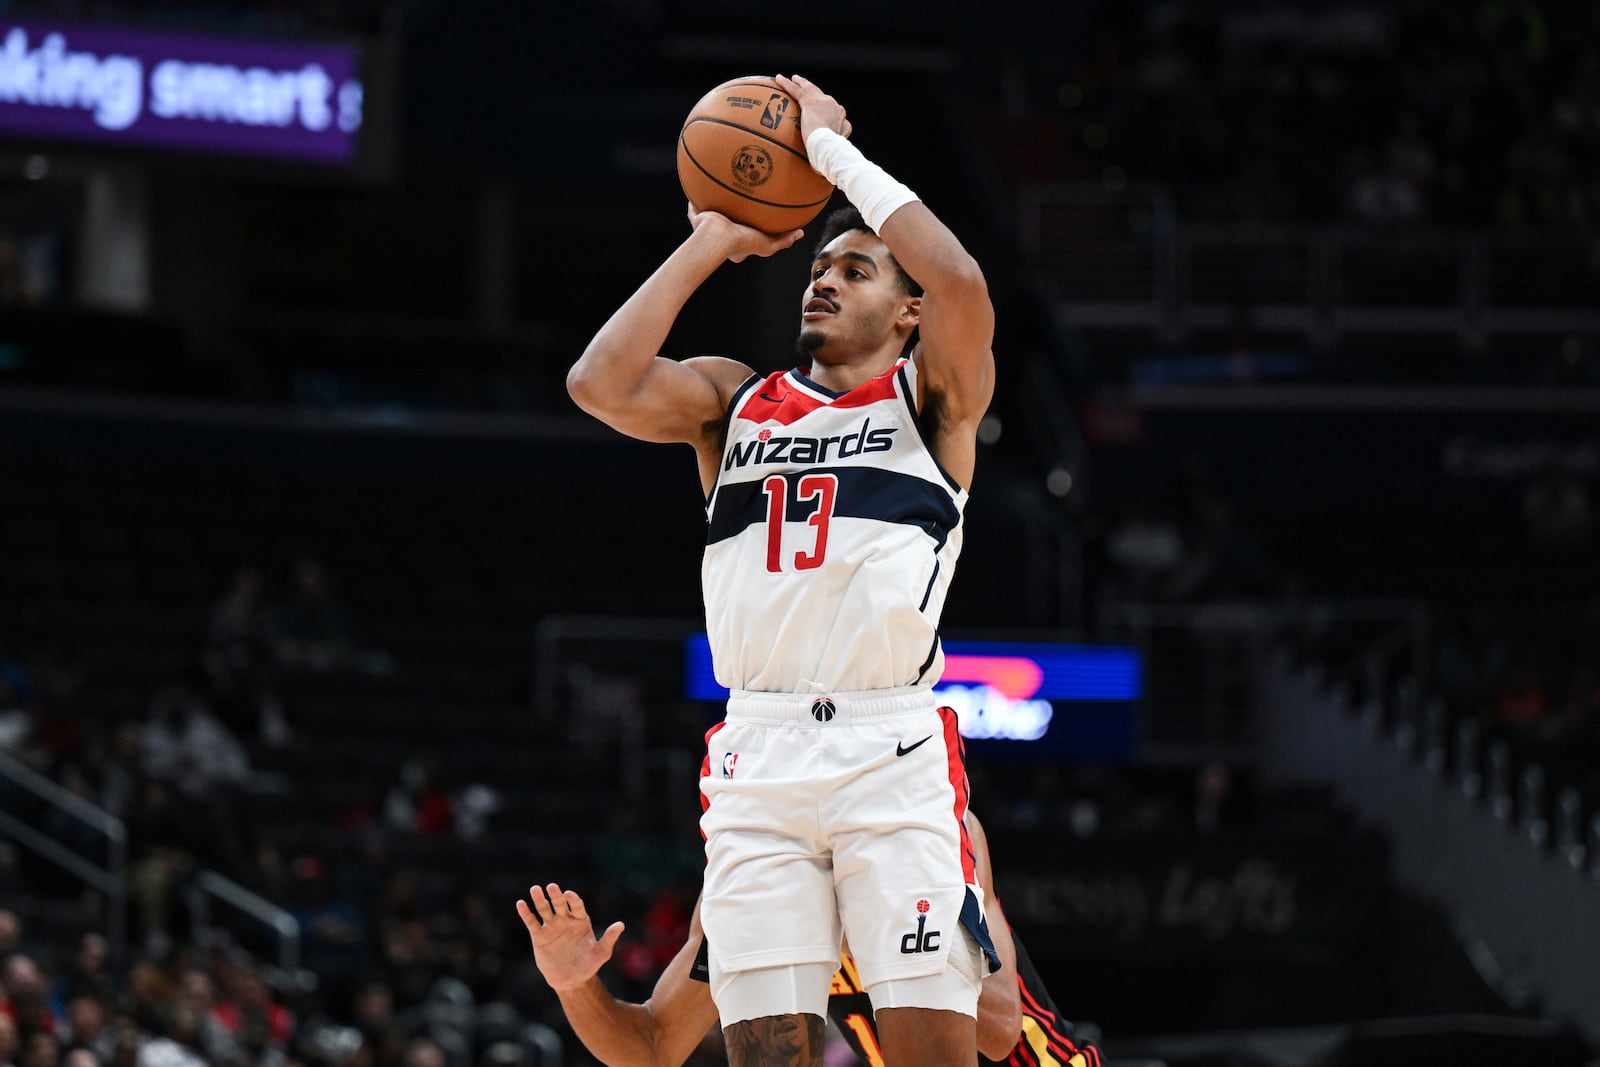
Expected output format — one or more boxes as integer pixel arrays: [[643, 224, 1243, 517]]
[[0, 555, 576, 1067], [1049, 0, 1600, 228]]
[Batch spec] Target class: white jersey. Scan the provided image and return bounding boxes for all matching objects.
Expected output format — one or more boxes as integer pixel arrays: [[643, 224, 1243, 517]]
[[702, 357, 967, 693]]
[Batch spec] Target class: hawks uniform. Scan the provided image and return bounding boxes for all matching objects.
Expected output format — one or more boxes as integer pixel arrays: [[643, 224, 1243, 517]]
[[693, 933, 1103, 1067], [830, 938, 1102, 1067], [697, 358, 996, 1022]]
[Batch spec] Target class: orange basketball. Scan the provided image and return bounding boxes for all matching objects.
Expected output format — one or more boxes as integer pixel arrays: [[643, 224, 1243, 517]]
[[677, 75, 835, 234]]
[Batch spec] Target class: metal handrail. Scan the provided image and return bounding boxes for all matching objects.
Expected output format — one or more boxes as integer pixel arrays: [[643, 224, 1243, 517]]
[[0, 747, 127, 963], [184, 868, 301, 972]]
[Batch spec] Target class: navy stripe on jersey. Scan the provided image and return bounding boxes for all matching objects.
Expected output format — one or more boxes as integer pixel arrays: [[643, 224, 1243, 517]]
[[961, 886, 1002, 974], [896, 364, 964, 494], [706, 373, 763, 507], [788, 367, 846, 400], [707, 466, 962, 550], [917, 560, 941, 612], [914, 635, 941, 685]]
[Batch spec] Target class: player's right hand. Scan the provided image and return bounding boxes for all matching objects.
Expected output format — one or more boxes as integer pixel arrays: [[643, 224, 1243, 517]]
[[517, 882, 625, 993], [687, 203, 804, 263]]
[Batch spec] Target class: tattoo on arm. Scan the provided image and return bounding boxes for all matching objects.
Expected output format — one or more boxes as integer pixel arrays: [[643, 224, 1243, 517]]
[[724, 1014, 825, 1067]]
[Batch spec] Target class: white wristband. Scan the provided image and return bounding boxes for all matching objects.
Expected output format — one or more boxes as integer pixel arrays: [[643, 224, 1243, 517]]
[[804, 127, 919, 234]]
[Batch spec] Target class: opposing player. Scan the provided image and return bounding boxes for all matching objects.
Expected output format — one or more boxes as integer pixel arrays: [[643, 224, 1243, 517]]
[[516, 812, 1102, 1067], [566, 72, 996, 1067]]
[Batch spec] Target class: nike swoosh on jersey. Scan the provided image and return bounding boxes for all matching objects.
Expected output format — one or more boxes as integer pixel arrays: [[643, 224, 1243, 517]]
[[759, 391, 791, 403], [896, 735, 933, 757]]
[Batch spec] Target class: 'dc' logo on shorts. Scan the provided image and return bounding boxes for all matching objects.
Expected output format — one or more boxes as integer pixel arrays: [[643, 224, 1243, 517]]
[[811, 697, 836, 722]]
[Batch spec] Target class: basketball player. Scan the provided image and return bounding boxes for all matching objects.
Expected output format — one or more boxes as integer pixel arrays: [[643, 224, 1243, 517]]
[[566, 73, 996, 1067], [517, 812, 1102, 1067]]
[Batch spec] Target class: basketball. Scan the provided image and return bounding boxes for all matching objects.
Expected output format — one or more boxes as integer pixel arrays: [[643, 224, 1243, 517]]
[[677, 75, 835, 234]]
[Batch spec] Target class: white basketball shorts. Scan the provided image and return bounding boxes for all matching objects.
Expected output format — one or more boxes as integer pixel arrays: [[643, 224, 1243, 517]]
[[698, 685, 998, 1018]]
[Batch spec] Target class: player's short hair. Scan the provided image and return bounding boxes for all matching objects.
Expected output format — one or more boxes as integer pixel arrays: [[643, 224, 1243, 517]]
[[813, 207, 923, 298]]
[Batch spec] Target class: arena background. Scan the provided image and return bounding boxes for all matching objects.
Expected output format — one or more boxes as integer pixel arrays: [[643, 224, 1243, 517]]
[[0, 1, 1597, 1066]]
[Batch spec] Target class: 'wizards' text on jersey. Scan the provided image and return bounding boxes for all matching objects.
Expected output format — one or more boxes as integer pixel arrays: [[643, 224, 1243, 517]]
[[703, 357, 967, 693]]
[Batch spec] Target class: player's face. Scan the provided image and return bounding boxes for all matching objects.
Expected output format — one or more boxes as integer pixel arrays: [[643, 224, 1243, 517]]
[[798, 229, 911, 363]]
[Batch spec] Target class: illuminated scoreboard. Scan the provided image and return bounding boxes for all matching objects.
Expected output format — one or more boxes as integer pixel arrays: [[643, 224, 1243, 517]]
[[684, 635, 1143, 761]]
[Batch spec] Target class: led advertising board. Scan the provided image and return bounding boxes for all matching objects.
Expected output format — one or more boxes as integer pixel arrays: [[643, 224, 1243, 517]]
[[685, 634, 1142, 761], [0, 20, 367, 166]]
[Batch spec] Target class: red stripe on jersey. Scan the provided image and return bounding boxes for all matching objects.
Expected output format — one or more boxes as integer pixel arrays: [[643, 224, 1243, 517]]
[[699, 722, 726, 829], [737, 372, 826, 425], [735, 365, 905, 426], [824, 369, 901, 409], [1019, 983, 1086, 1063], [938, 706, 976, 885]]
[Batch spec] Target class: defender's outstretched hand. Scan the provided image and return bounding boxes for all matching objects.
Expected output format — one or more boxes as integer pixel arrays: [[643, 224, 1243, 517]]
[[517, 883, 625, 992]]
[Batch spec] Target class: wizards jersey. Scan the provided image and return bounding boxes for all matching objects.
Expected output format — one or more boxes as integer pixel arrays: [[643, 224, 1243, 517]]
[[703, 358, 967, 693]]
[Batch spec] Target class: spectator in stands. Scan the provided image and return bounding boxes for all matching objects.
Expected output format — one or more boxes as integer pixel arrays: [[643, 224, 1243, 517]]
[[381, 750, 454, 837], [140, 676, 251, 801], [348, 978, 398, 1053], [102, 1016, 139, 1067], [41, 764, 108, 886], [1538, 658, 1600, 791], [207, 567, 271, 676], [0, 642, 35, 710], [0, 910, 20, 963], [1488, 660, 1550, 752], [0, 674, 35, 763], [123, 964, 175, 1037], [1435, 607, 1512, 712], [270, 558, 355, 674], [433, 889, 509, 1005], [372, 870, 439, 1008], [284, 857, 369, 1010], [211, 963, 293, 1057], [16, 1029, 58, 1067], [61, 1051, 98, 1067], [1, 954, 62, 1043], [173, 967, 239, 1066], [27, 697, 86, 776], [399, 1037, 446, 1067], [54, 934, 114, 1005], [90, 722, 142, 821], [0, 1012, 16, 1067], [210, 657, 294, 751], [1521, 463, 1593, 553], [125, 783, 201, 956], [1101, 502, 1188, 602], [131, 1002, 205, 1067], [59, 996, 113, 1065]]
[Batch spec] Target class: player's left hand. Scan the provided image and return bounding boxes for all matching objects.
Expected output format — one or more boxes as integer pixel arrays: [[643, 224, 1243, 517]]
[[777, 74, 852, 144], [517, 882, 625, 992]]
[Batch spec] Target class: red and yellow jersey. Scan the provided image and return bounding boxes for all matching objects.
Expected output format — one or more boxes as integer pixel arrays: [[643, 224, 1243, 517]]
[[827, 935, 1101, 1067]]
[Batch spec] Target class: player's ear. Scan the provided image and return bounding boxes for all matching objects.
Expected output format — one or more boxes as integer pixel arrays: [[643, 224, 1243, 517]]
[[901, 296, 921, 325]]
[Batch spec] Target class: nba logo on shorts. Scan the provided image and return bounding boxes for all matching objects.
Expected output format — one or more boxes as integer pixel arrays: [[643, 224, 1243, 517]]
[[722, 752, 738, 778], [811, 697, 836, 722]]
